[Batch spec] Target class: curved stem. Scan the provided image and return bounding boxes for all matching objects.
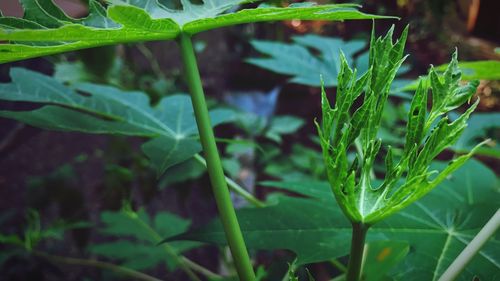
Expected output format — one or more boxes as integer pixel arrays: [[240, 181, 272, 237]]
[[194, 154, 266, 208], [438, 209, 500, 281], [182, 257, 222, 279], [33, 251, 163, 281], [346, 223, 369, 281], [178, 33, 256, 281]]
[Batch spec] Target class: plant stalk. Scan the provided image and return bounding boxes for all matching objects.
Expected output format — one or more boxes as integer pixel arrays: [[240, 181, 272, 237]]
[[346, 223, 369, 281], [438, 209, 500, 281], [178, 32, 256, 281]]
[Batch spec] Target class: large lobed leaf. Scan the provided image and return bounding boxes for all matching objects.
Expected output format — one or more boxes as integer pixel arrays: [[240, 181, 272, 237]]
[[247, 35, 368, 86], [171, 159, 500, 280], [0, 68, 233, 175], [0, 0, 391, 63]]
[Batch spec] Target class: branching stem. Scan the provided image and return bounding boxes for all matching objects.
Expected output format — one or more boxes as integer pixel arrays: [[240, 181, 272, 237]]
[[178, 32, 256, 281], [346, 223, 369, 281]]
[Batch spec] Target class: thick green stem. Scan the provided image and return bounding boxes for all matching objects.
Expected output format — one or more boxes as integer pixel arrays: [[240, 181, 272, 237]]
[[346, 223, 368, 281], [178, 33, 256, 281]]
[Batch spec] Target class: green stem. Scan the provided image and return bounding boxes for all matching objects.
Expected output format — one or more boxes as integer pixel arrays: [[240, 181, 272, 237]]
[[346, 223, 368, 281], [182, 257, 223, 279], [330, 259, 347, 273], [438, 209, 500, 281], [33, 251, 163, 281], [194, 154, 266, 208], [178, 32, 256, 281]]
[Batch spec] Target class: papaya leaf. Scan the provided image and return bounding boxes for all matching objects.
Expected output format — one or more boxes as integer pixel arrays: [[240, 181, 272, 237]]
[[170, 159, 499, 280], [247, 35, 368, 86], [0, 68, 232, 175], [316, 26, 483, 224], [0, 1, 392, 63], [248, 32, 412, 89]]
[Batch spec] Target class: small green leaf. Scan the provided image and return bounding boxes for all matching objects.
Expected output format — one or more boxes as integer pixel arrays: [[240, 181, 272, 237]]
[[90, 208, 199, 271], [265, 115, 305, 143]]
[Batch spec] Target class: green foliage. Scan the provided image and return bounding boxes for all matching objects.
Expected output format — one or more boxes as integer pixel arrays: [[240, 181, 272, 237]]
[[0, 68, 233, 176], [248, 34, 412, 88], [362, 241, 409, 281], [89, 206, 198, 271], [0, 1, 390, 63], [265, 115, 305, 143], [397, 60, 500, 92], [263, 143, 326, 180], [172, 159, 500, 280], [248, 35, 368, 86], [316, 26, 483, 224], [0, 210, 89, 251], [452, 113, 500, 157]]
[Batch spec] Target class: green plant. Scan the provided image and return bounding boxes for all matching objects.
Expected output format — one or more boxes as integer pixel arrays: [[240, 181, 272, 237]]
[[247, 33, 411, 90], [0, 1, 389, 280], [316, 26, 486, 280], [170, 27, 498, 281]]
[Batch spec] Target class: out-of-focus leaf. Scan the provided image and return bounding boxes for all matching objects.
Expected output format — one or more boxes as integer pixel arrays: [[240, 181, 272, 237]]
[[363, 241, 409, 281], [397, 60, 500, 93], [89, 208, 199, 271], [248, 35, 368, 87], [265, 115, 305, 143], [0, 68, 231, 176], [452, 113, 500, 157], [158, 158, 206, 189]]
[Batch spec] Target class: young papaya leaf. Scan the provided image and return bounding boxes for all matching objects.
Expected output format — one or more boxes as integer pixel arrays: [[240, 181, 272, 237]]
[[170, 159, 499, 280], [317, 26, 485, 224], [89, 208, 199, 271], [0, 68, 232, 175], [0, 1, 392, 64]]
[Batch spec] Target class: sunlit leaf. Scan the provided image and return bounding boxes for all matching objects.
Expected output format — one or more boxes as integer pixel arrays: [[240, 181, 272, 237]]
[[0, 1, 390, 63]]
